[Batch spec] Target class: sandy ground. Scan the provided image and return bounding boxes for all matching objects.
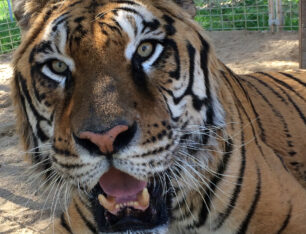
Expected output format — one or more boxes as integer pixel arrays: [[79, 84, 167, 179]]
[[0, 31, 301, 233]]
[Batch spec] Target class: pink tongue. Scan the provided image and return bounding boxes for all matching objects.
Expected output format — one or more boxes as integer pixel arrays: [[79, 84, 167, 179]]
[[99, 168, 147, 198]]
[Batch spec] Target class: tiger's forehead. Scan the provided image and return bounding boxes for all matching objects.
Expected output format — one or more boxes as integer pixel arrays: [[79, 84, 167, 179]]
[[37, 0, 168, 60]]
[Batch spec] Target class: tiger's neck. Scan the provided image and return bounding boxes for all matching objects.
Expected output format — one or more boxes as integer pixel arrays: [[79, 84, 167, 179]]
[[169, 65, 306, 233]]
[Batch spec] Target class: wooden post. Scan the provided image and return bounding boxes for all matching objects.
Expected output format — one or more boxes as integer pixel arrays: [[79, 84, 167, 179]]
[[300, 0, 306, 69], [269, 0, 276, 32], [276, 0, 283, 31]]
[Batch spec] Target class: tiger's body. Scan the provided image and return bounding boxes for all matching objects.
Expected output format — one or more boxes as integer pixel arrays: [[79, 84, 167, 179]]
[[11, 0, 306, 233]]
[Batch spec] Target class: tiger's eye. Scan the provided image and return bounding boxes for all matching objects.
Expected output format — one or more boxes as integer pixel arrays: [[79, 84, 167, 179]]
[[137, 42, 153, 58], [51, 60, 68, 73]]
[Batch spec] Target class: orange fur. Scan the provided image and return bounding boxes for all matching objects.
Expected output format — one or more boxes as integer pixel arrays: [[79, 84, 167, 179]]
[[11, 0, 306, 233]]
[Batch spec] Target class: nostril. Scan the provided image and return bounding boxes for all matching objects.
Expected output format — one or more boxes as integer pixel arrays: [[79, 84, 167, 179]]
[[75, 123, 137, 155], [73, 134, 102, 155], [113, 122, 137, 152]]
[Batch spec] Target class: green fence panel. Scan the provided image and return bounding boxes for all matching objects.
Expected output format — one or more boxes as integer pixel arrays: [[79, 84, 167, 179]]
[[0, 0, 21, 54]]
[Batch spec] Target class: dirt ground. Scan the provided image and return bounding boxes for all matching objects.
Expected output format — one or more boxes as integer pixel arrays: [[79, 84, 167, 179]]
[[0, 31, 301, 233]]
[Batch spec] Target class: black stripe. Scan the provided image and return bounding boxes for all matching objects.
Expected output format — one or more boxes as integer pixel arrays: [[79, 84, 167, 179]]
[[60, 213, 73, 234], [52, 146, 78, 157], [75, 200, 97, 233], [194, 138, 233, 227], [258, 72, 306, 125], [15, 5, 55, 64], [99, 22, 122, 36], [213, 73, 247, 230], [220, 70, 266, 159], [162, 42, 208, 111], [16, 77, 44, 165], [110, 0, 140, 5], [17, 73, 50, 142], [114, 7, 143, 18], [111, 18, 123, 31], [166, 38, 181, 80], [160, 92, 179, 122], [143, 19, 161, 33], [213, 115, 246, 229], [52, 13, 69, 32], [276, 204, 292, 234], [17, 73, 49, 123], [15, 74, 34, 137], [226, 68, 266, 142], [236, 165, 261, 234], [220, 67, 265, 158], [240, 76, 295, 159], [52, 155, 85, 169], [198, 33, 216, 138], [163, 15, 176, 36], [68, 0, 83, 8], [30, 68, 44, 103], [78, 194, 93, 211], [279, 72, 306, 88], [198, 33, 211, 103], [198, 34, 211, 101], [258, 72, 306, 102], [32, 134, 41, 164], [247, 75, 288, 105], [186, 42, 205, 111], [29, 41, 53, 64]]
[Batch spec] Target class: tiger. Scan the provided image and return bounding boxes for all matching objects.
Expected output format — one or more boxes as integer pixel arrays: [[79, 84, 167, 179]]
[[10, 0, 306, 233]]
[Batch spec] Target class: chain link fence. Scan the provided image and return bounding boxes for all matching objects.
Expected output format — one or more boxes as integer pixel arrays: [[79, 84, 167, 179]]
[[0, 0, 20, 54], [0, 0, 301, 54], [195, 0, 299, 31]]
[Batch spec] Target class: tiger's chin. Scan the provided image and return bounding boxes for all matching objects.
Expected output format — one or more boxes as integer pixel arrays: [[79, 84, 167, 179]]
[[89, 168, 172, 233]]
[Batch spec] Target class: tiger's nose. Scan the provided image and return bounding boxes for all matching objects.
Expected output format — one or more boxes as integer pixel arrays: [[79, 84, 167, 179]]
[[79, 125, 131, 155]]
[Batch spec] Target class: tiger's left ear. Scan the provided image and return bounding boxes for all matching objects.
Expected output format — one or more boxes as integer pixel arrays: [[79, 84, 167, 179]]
[[173, 0, 196, 18]]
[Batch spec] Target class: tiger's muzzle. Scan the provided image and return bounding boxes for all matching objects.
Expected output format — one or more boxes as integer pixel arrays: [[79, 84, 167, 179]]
[[75, 123, 172, 232]]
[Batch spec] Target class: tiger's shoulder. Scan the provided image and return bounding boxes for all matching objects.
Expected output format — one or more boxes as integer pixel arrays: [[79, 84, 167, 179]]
[[239, 70, 306, 187]]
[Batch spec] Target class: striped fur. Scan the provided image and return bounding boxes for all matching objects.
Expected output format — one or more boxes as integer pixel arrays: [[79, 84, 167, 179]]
[[11, 0, 306, 233]]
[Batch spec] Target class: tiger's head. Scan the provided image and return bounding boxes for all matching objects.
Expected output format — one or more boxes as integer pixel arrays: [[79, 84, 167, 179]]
[[12, 0, 225, 232]]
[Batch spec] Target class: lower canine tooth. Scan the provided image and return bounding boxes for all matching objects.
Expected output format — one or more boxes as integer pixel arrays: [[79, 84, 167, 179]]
[[137, 188, 150, 207], [98, 194, 116, 212]]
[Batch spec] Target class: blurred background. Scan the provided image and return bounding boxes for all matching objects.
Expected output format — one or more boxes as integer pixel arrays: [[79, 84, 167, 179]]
[[0, 0, 300, 54]]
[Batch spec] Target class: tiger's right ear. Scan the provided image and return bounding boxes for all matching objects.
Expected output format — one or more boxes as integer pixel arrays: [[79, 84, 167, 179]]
[[173, 0, 197, 18], [12, 0, 50, 34]]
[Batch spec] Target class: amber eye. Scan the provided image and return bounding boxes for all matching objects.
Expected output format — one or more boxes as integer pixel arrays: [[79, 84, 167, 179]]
[[137, 42, 154, 58], [51, 60, 68, 74]]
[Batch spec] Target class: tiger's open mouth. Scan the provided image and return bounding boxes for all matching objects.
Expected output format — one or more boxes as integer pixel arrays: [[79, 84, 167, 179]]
[[90, 168, 171, 233]]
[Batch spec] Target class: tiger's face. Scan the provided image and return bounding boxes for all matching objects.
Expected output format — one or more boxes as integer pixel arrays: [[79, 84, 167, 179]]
[[13, 0, 223, 232]]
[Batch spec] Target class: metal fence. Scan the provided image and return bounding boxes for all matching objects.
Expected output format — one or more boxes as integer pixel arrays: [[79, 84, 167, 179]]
[[195, 0, 299, 31], [0, 0, 301, 54], [0, 0, 20, 54]]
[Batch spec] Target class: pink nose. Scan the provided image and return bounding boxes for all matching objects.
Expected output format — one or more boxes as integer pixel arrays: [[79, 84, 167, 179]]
[[79, 125, 129, 154]]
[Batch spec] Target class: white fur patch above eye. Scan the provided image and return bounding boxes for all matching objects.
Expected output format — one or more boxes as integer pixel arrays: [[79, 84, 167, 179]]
[[41, 65, 66, 86], [192, 53, 207, 99], [142, 43, 164, 72], [38, 16, 75, 73]]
